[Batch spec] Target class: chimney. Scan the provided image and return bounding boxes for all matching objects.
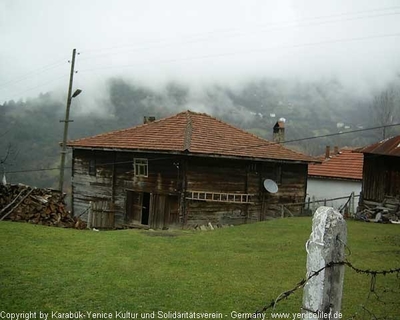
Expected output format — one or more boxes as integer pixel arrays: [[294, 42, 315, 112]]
[[325, 146, 331, 159], [273, 118, 285, 143], [334, 146, 339, 155], [143, 116, 156, 124]]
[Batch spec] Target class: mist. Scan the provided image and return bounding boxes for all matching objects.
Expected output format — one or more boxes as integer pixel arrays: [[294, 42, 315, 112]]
[[1, 0, 400, 108], [2, 0, 400, 189]]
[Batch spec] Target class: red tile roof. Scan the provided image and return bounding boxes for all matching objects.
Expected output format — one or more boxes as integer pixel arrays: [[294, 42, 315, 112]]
[[67, 110, 315, 163], [308, 148, 363, 180], [356, 135, 400, 157]]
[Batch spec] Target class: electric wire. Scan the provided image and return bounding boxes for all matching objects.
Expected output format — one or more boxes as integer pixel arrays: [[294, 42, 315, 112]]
[[80, 5, 400, 58], [79, 32, 400, 73], [4, 123, 400, 175], [4, 75, 68, 98], [219, 123, 400, 154], [3, 7, 400, 100], [0, 58, 67, 89], [79, 10, 400, 61], [3, 5, 400, 101], [6, 31, 397, 98]]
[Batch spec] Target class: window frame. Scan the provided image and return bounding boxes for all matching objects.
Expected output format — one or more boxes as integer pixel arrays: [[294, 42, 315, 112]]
[[134, 158, 148, 177]]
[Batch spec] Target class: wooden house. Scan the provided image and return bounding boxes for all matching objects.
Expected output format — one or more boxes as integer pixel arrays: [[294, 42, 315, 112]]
[[67, 111, 315, 229], [307, 147, 363, 211], [356, 136, 400, 210]]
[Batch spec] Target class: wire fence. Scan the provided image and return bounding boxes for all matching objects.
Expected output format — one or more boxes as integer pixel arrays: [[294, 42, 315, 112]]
[[279, 192, 359, 218], [247, 252, 400, 319]]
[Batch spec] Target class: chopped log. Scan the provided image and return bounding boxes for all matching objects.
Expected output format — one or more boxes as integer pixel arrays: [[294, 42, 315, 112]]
[[0, 184, 82, 229], [0, 188, 34, 221], [0, 188, 27, 216]]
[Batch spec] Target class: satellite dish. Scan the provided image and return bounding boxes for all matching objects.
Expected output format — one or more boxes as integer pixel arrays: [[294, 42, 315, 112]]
[[263, 179, 278, 193]]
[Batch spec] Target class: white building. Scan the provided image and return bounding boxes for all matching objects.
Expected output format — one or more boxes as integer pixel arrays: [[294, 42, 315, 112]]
[[307, 147, 363, 213]]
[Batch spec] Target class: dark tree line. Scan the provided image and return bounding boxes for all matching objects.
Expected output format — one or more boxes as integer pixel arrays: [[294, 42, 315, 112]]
[[1, 76, 399, 189]]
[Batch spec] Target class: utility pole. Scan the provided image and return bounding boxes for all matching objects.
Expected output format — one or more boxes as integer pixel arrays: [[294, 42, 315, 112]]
[[59, 48, 77, 194]]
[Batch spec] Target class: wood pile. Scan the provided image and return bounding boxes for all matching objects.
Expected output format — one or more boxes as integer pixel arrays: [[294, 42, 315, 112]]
[[0, 184, 86, 229], [356, 196, 400, 224]]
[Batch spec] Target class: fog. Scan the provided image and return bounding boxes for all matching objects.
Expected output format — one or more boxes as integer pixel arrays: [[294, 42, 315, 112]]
[[1, 0, 400, 109]]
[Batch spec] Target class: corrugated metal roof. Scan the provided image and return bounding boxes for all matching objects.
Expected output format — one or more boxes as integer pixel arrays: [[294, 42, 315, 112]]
[[67, 110, 316, 163], [356, 135, 400, 157], [308, 148, 364, 180]]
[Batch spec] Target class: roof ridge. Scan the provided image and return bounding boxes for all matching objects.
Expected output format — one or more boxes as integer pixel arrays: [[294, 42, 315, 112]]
[[194, 111, 273, 144], [317, 147, 360, 159], [187, 111, 318, 161], [356, 135, 400, 157], [67, 109, 316, 163], [68, 112, 187, 145], [309, 147, 364, 180]]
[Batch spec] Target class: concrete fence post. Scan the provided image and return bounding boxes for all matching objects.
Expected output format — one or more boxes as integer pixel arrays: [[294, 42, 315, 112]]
[[302, 206, 347, 319]]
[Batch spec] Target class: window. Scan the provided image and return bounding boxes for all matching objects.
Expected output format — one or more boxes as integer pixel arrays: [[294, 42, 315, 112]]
[[134, 158, 148, 177], [89, 159, 96, 176]]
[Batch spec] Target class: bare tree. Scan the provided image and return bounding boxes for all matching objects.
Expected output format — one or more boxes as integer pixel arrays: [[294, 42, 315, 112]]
[[371, 87, 399, 139]]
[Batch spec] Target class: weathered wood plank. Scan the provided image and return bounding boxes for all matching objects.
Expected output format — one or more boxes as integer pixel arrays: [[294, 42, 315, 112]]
[[71, 149, 308, 228]]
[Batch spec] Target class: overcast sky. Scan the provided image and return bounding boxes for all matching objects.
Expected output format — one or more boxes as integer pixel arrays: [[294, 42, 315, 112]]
[[1, 0, 400, 105]]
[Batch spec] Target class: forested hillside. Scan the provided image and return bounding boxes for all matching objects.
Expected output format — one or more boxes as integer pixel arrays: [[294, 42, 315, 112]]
[[1, 76, 399, 189]]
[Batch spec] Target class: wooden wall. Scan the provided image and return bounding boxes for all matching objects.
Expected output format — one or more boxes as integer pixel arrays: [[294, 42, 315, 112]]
[[185, 157, 308, 226], [72, 150, 114, 223], [263, 162, 308, 217], [362, 154, 400, 202], [72, 149, 180, 227], [72, 149, 308, 229]]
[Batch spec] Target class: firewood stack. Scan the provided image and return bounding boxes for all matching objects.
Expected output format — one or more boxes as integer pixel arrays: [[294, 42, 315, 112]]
[[0, 184, 86, 229], [356, 196, 400, 223]]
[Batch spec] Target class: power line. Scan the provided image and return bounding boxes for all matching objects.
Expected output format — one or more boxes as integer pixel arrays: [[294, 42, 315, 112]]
[[5, 123, 399, 175], [6, 167, 61, 174], [0, 58, 67, 89], [3, 75, 68, 99], [79, 32, 400, 73], [5, 32, 398, 102], [2, 6, 400, 101], [78, 11, 400, 62], [285, 123, 400, 144], [5, 156, 180, 174], [80, 5, 400, 58], [3, 8, 399, 101], [220, 123, 400, 153]]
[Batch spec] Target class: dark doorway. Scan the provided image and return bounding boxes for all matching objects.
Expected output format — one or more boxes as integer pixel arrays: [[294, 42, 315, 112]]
[[125, 191, 132, 223], [141, 192, 150, 225]]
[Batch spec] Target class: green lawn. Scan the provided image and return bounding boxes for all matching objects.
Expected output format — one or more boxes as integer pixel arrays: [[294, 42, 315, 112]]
[[0, 218, 399, 319]]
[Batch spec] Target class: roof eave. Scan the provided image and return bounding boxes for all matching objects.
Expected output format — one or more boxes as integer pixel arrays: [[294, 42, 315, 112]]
[[308, 175, 362, 182], [187, 151, 313, 164], [68, 145, 313, 164]]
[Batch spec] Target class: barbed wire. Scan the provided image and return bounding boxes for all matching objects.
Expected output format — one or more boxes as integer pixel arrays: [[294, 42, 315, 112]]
[[346, 269, 400, 320], [247, 261, 400, 320]]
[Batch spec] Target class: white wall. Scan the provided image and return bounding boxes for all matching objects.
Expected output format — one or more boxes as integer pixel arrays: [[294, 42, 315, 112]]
[[306, 178, 362, 212]]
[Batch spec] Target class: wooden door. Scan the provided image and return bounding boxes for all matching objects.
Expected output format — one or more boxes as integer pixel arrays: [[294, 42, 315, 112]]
[[150, 194, 166, 229], [149, 194, 180, 229], [168, 195, 180, 226], [126, 191, 143, 224]]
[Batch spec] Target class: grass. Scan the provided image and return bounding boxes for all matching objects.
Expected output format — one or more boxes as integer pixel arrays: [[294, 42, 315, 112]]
[[0, 218, 399, 318]]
